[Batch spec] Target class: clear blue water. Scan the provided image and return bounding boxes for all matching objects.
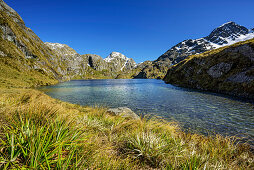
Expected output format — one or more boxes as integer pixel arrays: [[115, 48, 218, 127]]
[[39, 79, 254, 145]]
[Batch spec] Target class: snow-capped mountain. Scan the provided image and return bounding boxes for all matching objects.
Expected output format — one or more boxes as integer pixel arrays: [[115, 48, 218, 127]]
[[105, 52, 128, 62], [104, 52, 136, 71], [157, 21, 254, 64]]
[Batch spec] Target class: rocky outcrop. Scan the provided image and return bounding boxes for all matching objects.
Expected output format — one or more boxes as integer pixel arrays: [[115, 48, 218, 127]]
[[85, 54, 107, 71], [107, 107, 140, 119], [207, 62, 233, 78], [44, 42, 78, 56], [44, 42, 90, 79], [163, 38, 254, 99]]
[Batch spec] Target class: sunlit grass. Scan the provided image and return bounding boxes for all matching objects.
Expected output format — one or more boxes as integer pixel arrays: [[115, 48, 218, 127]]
[[0, 88, 253, 169]]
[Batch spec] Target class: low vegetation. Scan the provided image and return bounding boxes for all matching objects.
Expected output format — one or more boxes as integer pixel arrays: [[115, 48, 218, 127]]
[[0, 88, 253, 169]]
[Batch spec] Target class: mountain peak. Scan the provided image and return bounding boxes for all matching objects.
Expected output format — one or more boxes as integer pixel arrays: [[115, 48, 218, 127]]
[[218, 21, 236, 28], [105, 52, 128, 62], [206, 21, 249, 44]]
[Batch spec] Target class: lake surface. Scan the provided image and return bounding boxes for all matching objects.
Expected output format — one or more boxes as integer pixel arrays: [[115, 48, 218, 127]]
[[39, 79, 254, 145]]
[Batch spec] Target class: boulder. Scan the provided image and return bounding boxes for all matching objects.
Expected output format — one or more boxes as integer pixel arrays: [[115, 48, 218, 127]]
[[106, 107, 139, 120], [207, 62, 232, 78]]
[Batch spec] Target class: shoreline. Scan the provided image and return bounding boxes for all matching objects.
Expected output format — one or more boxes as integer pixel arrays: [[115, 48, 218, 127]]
[[0, 87, 253, 169], [38, 79, 254, 148]]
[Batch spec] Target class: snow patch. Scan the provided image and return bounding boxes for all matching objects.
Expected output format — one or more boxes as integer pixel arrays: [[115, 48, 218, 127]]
[[210, 32, 254, 49]]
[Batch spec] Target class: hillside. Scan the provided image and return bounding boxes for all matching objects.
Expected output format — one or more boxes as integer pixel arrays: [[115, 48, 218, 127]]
[[164, 38, 254, 99], [0, 0, 63, 87]]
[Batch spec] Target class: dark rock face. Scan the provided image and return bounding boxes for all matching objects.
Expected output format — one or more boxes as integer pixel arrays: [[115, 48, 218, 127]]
[[163, 39, 254, 99], [86, 54, 108, 71], [207, 62, 233, 78]]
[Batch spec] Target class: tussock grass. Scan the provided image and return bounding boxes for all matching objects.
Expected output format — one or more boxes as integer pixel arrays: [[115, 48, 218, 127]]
[[0, 88, 253, 169]]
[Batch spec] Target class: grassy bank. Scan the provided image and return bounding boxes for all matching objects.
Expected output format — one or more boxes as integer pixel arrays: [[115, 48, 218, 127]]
[[0, 88, 253, 169]]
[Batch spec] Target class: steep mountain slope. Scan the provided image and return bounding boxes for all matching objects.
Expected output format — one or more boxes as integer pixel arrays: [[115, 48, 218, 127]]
[[164, 38, 254, 99], [44, 42, 94, 79], [0, 0, 71, 87]]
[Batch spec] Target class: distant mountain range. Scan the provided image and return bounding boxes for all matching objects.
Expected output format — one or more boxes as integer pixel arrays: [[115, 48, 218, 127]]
[[45, 42, 136, 74]]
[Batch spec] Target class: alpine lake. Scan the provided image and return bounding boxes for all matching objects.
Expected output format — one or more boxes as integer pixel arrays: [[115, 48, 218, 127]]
[[39, 79, 254, 146]]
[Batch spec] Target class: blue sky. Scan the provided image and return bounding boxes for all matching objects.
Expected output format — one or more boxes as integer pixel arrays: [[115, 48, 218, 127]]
[[5, 0, 254, 63]]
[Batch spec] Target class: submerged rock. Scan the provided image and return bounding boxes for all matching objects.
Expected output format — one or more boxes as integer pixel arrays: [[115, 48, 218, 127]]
[[106, 107, 139, 119]]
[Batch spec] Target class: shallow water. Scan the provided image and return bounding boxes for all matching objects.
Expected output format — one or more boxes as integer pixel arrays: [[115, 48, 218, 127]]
[[39, 79, 254, 145]]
